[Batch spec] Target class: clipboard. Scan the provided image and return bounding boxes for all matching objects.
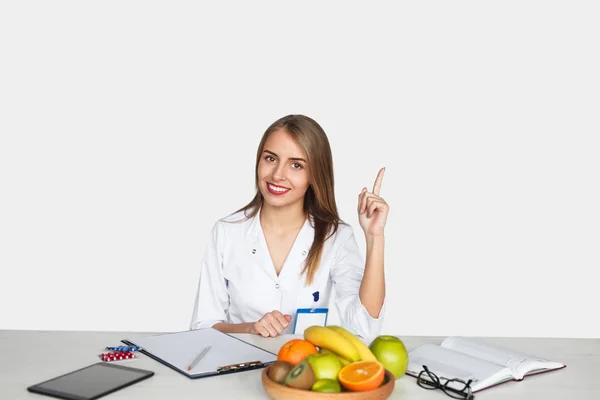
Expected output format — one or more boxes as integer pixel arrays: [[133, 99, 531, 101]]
[[122, 328, 277, 379]]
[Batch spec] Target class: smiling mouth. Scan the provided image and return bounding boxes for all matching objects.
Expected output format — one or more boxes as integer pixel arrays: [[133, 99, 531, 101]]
[[267, 182, 291, 195]]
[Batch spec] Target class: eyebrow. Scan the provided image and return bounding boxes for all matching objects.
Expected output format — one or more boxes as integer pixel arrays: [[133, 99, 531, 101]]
[[263, 150, 306, 163]]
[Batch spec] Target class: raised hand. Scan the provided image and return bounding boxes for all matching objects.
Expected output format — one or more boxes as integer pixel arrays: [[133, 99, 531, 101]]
[[358, 167, 390, 237], [250, 310, 292, 337]]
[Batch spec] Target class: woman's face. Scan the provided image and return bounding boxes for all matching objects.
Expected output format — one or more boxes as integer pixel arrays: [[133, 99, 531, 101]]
[[257, 129, 311, 210]]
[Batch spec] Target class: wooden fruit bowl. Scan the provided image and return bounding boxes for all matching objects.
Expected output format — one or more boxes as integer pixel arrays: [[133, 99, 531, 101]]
[[261, 365, 395, 400]]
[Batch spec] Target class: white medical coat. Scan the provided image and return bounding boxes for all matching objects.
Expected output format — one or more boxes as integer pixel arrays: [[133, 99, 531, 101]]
[[190, 209, 385, 340]]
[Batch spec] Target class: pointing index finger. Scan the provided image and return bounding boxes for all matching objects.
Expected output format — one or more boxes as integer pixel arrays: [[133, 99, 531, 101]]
[[372, 167, 385, 196]]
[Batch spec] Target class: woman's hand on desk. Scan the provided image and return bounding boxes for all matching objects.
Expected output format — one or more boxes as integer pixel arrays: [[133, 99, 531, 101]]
[[250, 310, 292, 337]]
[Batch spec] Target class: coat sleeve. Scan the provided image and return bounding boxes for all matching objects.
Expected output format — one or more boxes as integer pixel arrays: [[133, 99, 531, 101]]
[[330, 227, 386, 341], [189, 221, 230, 330]]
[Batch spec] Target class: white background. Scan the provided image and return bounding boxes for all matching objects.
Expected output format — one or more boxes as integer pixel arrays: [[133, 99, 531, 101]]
[[1, 1, 598, 338]]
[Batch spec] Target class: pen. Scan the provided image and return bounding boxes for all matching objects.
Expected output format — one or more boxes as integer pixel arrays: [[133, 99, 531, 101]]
[[187, 346, 211, 371]]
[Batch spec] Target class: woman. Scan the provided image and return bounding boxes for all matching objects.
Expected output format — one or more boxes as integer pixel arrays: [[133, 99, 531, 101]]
[[190, 114, 389, 340]]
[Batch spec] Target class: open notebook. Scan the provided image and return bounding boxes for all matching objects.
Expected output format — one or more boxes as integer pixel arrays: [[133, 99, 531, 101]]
[[406, 337, 566, 393], [122, 328, 277, 379]]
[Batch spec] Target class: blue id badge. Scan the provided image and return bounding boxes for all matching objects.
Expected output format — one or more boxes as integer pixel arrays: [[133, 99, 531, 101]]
[[293, 308, 329, 334]]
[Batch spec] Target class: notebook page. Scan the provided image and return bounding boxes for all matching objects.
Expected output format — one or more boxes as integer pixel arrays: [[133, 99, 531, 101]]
[[408, 344, 513, 392], [515, 357, 565, 379], [441, 337, 563, 379], [125, 329, 277, 376]]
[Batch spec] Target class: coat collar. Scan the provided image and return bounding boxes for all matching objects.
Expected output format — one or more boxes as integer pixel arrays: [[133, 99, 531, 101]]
[[246, 207, 315, 281], [247, 207, 314, 247]]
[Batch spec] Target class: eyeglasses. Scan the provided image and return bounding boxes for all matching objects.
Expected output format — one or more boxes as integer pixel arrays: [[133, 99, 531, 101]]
[[417, 365, 475, 400]]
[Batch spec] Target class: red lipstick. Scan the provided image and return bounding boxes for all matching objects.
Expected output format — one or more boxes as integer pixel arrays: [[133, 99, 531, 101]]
[[266, 182, 290, 196]]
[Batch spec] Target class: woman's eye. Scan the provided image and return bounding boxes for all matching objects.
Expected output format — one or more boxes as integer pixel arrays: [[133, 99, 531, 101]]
[[292, 163, 303, 169], [265, 156, 276, 162]]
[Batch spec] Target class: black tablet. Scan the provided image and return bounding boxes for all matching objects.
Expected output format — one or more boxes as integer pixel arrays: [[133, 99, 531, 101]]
[[27, 362, 154, 400]]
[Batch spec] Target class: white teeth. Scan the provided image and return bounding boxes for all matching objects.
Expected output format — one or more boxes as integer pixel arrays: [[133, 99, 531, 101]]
[[269, 184, 289, 192]]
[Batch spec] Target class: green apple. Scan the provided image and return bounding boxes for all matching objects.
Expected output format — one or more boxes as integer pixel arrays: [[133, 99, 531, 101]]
[[369, 335, 409, 379], [312, 379, 342, 393], [306, 353, 342, 381], [319, 348, 350, 366]]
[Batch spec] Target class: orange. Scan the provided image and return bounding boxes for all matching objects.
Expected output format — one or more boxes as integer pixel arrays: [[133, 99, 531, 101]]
[[277, 339, 318, 366], [338, 361, 385, 392]]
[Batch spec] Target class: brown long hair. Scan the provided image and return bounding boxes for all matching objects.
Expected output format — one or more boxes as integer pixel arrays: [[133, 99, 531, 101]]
[[234, 114, 342, 285]]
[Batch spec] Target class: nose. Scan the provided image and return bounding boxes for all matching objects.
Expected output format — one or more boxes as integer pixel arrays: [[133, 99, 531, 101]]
[[271, 162, 287, 182]]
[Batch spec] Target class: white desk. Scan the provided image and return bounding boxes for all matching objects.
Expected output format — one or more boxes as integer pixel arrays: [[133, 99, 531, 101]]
[[1, 330, 599, 399]]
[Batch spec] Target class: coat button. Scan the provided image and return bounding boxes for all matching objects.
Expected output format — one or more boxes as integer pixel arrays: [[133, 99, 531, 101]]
[[252, 249, 256, 254], [275, 284, 280, 289], [302, 250, 307, 256]]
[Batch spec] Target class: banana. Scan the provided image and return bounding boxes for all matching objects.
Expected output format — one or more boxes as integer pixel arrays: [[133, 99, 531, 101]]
[[319, 348, 351, 366], [327, 325, 377, 362], [304, 326, 360, 362]]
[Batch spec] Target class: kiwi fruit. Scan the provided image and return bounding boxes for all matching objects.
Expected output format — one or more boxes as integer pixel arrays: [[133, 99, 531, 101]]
[[284, 359, 316, 390], [267, 361, 293, 384]]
